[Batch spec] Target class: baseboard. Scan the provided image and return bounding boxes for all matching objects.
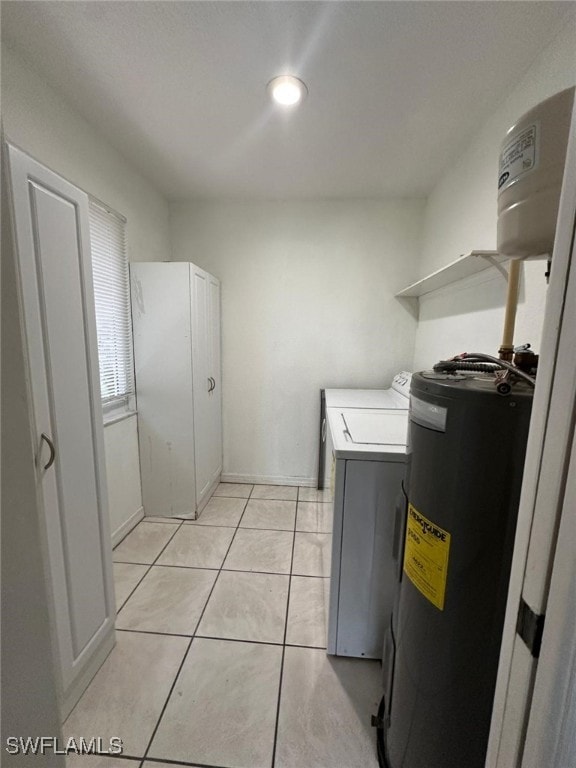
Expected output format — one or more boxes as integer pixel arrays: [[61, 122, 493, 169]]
[[111, 506, 144, 547], [220, 473, 317, 488]]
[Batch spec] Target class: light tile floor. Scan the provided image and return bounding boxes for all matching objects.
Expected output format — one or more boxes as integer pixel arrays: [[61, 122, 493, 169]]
[[65, 483, 380, 768]]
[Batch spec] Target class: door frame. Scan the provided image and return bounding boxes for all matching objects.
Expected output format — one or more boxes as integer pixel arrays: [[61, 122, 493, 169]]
[[523, 429, 576, 768], [486, 100, 576, 768]]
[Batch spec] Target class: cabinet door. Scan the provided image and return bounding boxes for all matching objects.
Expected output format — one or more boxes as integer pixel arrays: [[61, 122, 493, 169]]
[[131, 262, 196, 517], [207, 273, 223, 483], [7, 145, 115, 718], [191, 265, 213, 504]]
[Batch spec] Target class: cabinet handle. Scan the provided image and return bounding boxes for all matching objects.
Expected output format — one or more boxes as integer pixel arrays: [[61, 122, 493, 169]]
[[41, 432, 56, 470], [321, 418, 327, 442], [211, 377, 216, 392], [208, 377, 212, 393]]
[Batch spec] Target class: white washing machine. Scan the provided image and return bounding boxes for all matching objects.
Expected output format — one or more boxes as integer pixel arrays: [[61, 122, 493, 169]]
[[326, 406, 409, 658], [319, 372, 411, 490]]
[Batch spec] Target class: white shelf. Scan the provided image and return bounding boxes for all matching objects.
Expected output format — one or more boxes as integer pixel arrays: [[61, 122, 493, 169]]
[[396, 251, 507, 298]]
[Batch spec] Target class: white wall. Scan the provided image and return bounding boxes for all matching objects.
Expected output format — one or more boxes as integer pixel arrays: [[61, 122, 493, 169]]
[[170, 200, 424, 484], [1, 47, 171, 266], [1, 46, 173, 537], [413, 18, 576, 372]]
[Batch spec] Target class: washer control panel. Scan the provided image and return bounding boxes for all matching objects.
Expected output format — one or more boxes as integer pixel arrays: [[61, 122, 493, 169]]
[[391, 371, 412, 397]]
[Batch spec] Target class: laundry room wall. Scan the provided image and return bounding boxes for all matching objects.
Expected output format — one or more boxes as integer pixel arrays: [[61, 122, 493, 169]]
[[170, 199, 424, 485], [412, 17, 576, 372], [1, 46, 172, 539]]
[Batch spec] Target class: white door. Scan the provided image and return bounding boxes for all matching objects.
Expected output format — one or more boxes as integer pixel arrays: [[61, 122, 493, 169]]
[[191, 264, 213, 505], [7, 144, 115, 719], [207, 273, 223, 484]]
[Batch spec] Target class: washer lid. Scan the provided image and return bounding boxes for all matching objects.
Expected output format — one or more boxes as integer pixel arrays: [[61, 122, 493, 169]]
[[324, 388, 407, 409], [342, 410, 408, 445]]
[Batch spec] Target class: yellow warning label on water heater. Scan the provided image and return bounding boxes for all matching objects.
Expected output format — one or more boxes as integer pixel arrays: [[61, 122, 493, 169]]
[[403, 503, 451, 611]]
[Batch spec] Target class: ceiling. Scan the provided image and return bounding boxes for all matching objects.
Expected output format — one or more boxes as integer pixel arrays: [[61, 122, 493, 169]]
[[1, 1, 571, 201]]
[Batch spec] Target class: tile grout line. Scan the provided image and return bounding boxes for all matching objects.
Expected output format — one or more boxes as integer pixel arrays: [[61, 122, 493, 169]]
[[64, 520, 188, 726], [141, 754, 238, 768], [235, 525, 298, 533], [77, 486, 312, 765], [62, 520, 188, 725], [116, 561, 222, 571], [117, 626, 329, 652], [129, 749, 233, 767], [115, 563, 330, 578], [116, 627, 197, 639], [109, 517, 191, 758], [115, 520, 185, 619], [116, 564, 153, 612], [113, 486, 323, 766], [139, 493, 251, 765], [116, 503, 302, 614], [270, 485, 300, 768], [116, 629, 327, 653], [114, 487, 328, 617]]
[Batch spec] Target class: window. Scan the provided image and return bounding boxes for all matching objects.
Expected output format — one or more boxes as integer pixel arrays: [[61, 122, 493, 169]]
[[89, 199, 135, 416]]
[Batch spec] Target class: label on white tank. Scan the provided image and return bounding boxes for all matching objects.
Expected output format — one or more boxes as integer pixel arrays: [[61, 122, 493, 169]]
[[498, 123, 539, 192]]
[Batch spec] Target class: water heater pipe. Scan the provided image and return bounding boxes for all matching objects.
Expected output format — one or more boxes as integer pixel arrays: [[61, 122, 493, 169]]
[[499, 259, 521, 360]]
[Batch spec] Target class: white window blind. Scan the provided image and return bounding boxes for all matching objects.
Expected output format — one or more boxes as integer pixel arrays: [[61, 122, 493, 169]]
[[89, 199, 134, 412]]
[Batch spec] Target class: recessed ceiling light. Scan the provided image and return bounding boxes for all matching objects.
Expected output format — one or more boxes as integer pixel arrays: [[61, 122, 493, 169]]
[[268, 75, 308, 107]]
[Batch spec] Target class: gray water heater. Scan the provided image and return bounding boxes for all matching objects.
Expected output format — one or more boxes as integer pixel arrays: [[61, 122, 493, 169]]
[[381, 372, 533, 768]]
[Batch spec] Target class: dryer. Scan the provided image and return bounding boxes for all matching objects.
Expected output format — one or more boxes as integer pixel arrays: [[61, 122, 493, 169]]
[[326, 406, 409, 658]]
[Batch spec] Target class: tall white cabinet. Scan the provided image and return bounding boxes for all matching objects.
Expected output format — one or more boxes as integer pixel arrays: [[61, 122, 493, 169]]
[[6, 144, 115, 719], [131, 262, 222, 518]]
